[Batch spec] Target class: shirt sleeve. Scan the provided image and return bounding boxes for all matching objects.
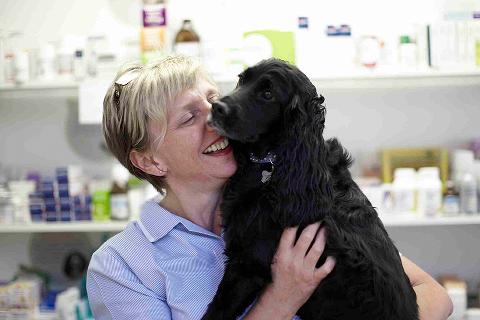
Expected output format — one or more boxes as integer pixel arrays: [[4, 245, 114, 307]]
[[87, 248, 172, 320]]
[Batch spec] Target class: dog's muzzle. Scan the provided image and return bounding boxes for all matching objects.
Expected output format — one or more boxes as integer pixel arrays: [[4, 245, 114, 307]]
[[211, 101, 231, 119]]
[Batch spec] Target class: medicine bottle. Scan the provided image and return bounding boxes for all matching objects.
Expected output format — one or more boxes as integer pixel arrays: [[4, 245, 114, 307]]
[[174, 19, 201, 59], [460, 171, 478, 214], [416, 167, 442, 217], [110, 164, 130, 220], [443, 180, 460, 216], [392, 168, 416, 213]]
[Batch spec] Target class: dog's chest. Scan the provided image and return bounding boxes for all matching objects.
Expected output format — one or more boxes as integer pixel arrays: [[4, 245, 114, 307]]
[[231, 163, 274, 193]]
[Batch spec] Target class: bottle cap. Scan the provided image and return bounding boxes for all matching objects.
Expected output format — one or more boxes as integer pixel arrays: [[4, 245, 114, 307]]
[[394, 167, 416, 180], [400, 35, 410, 44], [417, 167, 440, 179]]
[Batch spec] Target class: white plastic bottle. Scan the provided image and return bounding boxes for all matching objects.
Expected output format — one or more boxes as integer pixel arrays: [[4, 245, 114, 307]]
[[110, 163, 130, 221], [14, 49, 29, 85], [460, 171, 478, 214], [416, 167, 442, 217], [73, 49, 86, 80], [392, 168, 417, 214]]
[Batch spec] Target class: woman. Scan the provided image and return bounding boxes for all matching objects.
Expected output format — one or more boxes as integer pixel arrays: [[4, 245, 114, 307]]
[[87, 55, 453, 319]]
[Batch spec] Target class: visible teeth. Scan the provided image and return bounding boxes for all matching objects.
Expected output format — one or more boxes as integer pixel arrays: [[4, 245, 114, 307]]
[[204, 138, 229, 154]]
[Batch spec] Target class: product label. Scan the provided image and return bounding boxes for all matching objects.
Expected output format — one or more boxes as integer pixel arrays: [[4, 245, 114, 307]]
[[417, 188, 441, 216], [141, 27, 167, 52], [443, 195, 460, 215], [393, 189, 415, 213], [143, 4, 166, 27], [92, 191, 110, 221], [174, 42, 201, 58]]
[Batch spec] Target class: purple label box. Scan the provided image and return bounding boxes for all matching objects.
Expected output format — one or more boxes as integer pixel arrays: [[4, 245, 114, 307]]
[[143, 6, 166, 27]]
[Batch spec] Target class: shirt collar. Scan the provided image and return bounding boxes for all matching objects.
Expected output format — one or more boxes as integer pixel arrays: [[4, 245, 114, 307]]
[[138, 200, 221, 242]]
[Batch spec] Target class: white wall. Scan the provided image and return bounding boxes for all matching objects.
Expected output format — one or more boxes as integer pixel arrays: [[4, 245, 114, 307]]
[[0, 0, 476, 58]]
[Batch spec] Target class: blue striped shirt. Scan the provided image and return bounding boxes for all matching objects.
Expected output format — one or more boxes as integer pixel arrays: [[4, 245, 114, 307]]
[[87, 199, 300, 320]]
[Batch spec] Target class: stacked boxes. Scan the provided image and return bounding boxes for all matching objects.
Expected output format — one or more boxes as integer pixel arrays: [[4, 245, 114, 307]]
[[28, 166, 91, 222]]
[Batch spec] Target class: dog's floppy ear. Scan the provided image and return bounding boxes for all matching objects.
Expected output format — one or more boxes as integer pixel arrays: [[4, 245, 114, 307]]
[[288, 94, 301, 110], [312, 94, 326, 129], [286, 93, 326, 127]]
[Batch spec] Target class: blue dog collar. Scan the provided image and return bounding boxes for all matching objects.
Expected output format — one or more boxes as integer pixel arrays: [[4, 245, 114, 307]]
[[249, 152, 276, 164], [249, 152, 276, 184]]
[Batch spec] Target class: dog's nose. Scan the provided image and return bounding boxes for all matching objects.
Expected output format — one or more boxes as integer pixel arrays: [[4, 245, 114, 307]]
[[212, 101, 230, 117]]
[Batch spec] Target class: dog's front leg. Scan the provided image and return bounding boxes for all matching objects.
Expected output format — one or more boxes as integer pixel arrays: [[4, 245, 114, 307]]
[[202, 262, 265, 320]]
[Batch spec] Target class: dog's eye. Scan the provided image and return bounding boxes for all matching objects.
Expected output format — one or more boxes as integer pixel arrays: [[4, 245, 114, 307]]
[[262, 90, 273, 100]]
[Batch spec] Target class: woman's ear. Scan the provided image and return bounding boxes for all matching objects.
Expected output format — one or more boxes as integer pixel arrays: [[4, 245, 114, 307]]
[[129, 150, 168, 177]]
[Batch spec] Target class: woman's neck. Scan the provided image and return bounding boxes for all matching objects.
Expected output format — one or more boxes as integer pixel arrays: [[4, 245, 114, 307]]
[[160, 184, 223, 235]]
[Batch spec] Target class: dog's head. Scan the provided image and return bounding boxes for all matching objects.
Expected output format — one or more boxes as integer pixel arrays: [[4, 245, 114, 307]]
[[208, 58, 325, 145]]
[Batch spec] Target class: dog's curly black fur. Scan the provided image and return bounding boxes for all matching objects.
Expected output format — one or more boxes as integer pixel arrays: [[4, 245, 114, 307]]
[[203, 58, 418, 320]]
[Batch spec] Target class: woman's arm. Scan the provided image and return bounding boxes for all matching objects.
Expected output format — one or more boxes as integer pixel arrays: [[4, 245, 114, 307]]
[[401, 256, 453, 320], [87, 249, 173, 320], [244, 222, 336, 320]]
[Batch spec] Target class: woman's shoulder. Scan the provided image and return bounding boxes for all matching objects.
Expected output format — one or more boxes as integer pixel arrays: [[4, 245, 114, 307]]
[[91, 221, 149, 262]]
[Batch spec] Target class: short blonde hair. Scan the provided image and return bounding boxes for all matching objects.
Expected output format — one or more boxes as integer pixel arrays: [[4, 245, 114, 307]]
[[103, 55, 214, 192]]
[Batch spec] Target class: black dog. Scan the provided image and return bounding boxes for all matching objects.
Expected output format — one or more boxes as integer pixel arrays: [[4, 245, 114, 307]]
[[203, 58, 418, 320]]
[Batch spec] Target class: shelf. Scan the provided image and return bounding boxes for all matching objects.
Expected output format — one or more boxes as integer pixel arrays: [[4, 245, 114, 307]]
[[306, 67, 480, 89], [1, 68, 479, 99], [0, 221, 128, 233], [0, 214, 479, 233], [380, 214, 480, 227], [0, 80, 78, 99]]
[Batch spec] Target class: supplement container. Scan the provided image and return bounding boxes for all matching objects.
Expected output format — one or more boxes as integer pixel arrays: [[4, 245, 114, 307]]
[[416, 167, 442, 217], [174, 19, 201, 59], [452, 150, 474, 189], [443, 180, 460, 216], [460, 171, 478, 214], [110, 164, 130, 221], [392, 168, 416, 213]]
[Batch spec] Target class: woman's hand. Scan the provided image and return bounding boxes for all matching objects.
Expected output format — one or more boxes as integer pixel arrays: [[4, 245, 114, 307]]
[[245, 222, 336, 319]]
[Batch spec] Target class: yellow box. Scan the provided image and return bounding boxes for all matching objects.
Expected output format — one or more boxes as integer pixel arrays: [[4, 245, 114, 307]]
[[381, 148, 449, 190], [476, 40, 480, 67]]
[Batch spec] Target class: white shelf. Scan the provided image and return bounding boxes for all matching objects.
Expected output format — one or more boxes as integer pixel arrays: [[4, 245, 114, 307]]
[[0, 80, 78, 99], [0, 221, 128, 233], [1, 68, 479, 98], [307, 67, 480, 89], [380, 214, 480, 227], [0, 214, 479, 233]]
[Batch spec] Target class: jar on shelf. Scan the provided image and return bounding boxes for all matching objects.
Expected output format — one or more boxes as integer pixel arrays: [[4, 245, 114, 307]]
[[174, 19, 201, 59], [392, 168, 416, 213], [416, 167, 442, 217], [399, 35, 418, 67]]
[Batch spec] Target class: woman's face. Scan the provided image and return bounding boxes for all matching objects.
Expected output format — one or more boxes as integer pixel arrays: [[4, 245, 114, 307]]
[[150, 77, 237, 190]]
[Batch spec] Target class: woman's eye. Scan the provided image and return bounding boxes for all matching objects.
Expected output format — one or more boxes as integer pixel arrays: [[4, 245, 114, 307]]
[[181, 114, 195, 125], [262, 90, 273, 100]]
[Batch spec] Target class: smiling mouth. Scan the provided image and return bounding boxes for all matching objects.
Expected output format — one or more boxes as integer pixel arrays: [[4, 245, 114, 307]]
[[203, 137, 230, 154]]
